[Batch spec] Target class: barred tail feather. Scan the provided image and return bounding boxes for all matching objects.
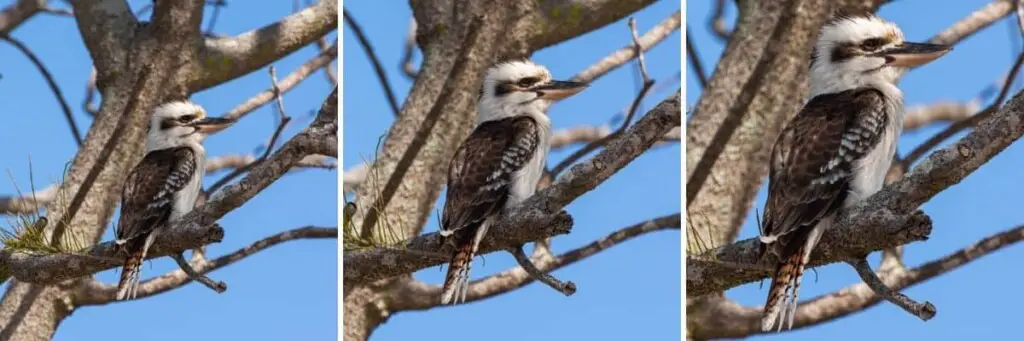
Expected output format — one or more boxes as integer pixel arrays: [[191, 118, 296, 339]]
[[440, 243, 474, 305], [761, 246, 807, 332], [116, 250, 143, 301]]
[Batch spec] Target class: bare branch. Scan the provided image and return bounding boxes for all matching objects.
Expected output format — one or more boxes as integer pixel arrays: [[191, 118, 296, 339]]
[[689, 224, 1024, 339], [191, 0, 337, 91], [0, 0, 47, 34], [530, 0, 658, 51], [344, 9, 401, 116], [508, 245, 577, 297], [846, 257, 935, 321], [685, 27, 708, 89], [385, 213, 680, 311], [708, 0, 730, 40], [571, 10, 680, 84], [903, 101, 980, 131], [73, 226, 336, 306], [901, 51, 1024, 169], [222, 39, 337, 121], [0, 33, 82, 146], [928, 0, 1014, 46], [170, 252, 227, 293]]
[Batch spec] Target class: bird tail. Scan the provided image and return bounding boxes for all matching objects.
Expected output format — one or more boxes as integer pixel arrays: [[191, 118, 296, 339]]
[[762, 245, 807, 332], [116, 233, 156, 301], [116, 247, 144, 301], [440, 241, 475, 305]]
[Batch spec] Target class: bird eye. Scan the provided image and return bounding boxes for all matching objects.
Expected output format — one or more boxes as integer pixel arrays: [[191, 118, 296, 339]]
[[178, 115, 195, 123], [861, 38, 885, 51], [517, 77, 538, 88]]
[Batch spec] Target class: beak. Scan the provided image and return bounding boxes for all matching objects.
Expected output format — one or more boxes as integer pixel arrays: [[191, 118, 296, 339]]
[[190, 116, 234, 134], [882, 42, 951, 68], [534, 80, 588, 101]]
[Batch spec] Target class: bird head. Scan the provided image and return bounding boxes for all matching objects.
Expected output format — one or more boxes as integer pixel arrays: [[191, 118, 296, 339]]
[[810, 13, 950, 96], [476, 60, 587, 123], [146, 101, 233, 151]]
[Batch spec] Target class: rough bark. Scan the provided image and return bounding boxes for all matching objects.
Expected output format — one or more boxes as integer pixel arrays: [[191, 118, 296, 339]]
[[0, 1, 336, 339]]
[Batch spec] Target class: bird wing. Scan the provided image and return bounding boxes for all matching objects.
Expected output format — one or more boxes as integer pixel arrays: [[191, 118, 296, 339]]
[[116, 147, 197, 242], [761, 88, 888, 254], [441, 116, 539, 236]]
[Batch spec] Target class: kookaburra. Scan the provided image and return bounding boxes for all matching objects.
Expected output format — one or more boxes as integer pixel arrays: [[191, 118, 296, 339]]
[[439, 60, 587, 305], [115, 101, 232, 300], [758, 13, 949, 330]]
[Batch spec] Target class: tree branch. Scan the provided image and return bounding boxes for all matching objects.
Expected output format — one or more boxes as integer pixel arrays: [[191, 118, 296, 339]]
[[73, 226, 337, 306], [0, 0, 47, 35], [191, 0, 337, 92], [344, 9, 400, 117], [530, 0, 657, 51], [571, 10, 680, 84], [385, 213, 680, 311], [222, 38, 337, 121], [846, 257, 936, 321], [689, 223, 1024, 339]]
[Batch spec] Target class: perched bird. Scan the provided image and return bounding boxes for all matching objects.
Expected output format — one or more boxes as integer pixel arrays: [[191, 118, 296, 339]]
[[758, 13, 949, 331], [439, 60, 587, 305], [115, 101, 232, 300]]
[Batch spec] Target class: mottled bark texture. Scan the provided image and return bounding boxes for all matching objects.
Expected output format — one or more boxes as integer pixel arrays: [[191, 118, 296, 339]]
[[686, 0, 1023, 338], [342, 0, 674, 339], [0, 1, 337, 340]]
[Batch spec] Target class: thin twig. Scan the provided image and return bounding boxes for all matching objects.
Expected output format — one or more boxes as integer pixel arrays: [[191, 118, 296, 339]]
[[571, 10, 680, 84], [222, 39, 336, 121], [686, 27, 708, 89], [343, 9, 401, 116], [170, 252, 227, 293], [846, 257, 936, 321], [549, 18, 658, 176], [205, 67, 293, 195], [0, 33, 82, 146], [901, 51, 1024, 168], [508, 245, 576, 296], [204, 0, 226, 35]]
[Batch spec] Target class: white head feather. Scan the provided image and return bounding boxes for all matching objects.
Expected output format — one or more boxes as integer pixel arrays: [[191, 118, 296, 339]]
[[146, 101, 209, 152], [476, 60, 556, 124], [810, 14, 906, 98]]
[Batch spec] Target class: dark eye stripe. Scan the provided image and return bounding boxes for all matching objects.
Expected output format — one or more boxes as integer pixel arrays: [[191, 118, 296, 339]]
[[829, 43, 858, 63], [517, 77, 540, 87], [494, 82, 514, 96], [160, 118, 176, 130]]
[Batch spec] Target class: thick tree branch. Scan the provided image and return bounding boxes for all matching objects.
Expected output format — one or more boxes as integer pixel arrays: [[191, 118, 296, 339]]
[[345, 91, 680, 284], [384, 213, 680, 311], [69, 0, 137, 89], [72, 226, 337, 306], [687, 89, 1024, 295], [689, 224, 1024, 339], [530, 0, 657, 50], [0, 0, 46, 35], [191, 0, 337, 91]]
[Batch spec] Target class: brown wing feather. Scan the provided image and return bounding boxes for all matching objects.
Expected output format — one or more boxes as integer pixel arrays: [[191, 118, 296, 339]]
[[761, 88, 888, 256], [116, 147, 196, 243]]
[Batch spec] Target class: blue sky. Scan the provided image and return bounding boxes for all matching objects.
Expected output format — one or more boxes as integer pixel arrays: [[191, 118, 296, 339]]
[[343, 1, 680, 340], [0, 1, 337, 340], [687, 0, 1024, 339]]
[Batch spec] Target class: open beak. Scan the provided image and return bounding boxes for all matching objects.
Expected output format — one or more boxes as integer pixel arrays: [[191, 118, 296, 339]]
[[534, 80, 588, 101], [190, 116, 234, 134], [883, 42, 951, 68]]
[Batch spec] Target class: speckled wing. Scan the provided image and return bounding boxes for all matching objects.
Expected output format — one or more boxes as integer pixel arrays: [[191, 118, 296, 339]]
[[441, 116, 538, 237], [116, 147, 196, 243], [760, 88, 888, 254]]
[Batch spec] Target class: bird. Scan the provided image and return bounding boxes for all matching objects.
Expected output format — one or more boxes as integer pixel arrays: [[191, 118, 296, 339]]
[[114, 101, 232, 300], [758, 12, 949, 331], [438, 60, 587, 305]]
